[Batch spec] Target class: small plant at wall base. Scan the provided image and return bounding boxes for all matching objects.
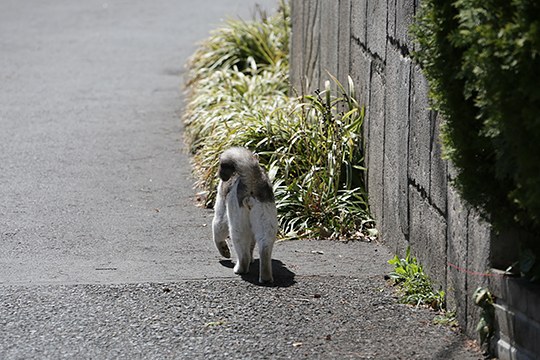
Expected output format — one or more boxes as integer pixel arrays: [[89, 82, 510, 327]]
[[387, 247, 445, 311], [182, 3, 374, 241], [412, 0, 540, 280]]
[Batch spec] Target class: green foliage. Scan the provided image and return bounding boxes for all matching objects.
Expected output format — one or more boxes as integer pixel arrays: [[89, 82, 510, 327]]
[[388, 248, 445, 311], [433, 310, 459, 327], [266, 78, 373, 240], [412, 0, 540, 263], [183, 3, 373, 240]]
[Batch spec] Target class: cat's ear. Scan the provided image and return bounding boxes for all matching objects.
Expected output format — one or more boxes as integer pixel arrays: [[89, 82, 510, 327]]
[[252, 152, 259, 161]]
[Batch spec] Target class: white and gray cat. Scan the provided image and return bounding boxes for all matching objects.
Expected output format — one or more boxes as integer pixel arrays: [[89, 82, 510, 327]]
[[212, 147, 277, 284]]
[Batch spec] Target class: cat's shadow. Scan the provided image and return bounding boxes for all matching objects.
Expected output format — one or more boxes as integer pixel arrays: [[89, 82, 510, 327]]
[[219, 259, 296, 287]]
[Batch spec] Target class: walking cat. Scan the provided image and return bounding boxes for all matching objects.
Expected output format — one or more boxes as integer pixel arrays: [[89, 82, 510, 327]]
[[212, 147, 277, 283]]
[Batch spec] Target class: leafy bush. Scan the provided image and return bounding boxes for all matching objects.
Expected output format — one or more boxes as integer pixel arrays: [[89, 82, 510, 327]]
[[412, 0, 540, 270], [183, 3, 373, 240]]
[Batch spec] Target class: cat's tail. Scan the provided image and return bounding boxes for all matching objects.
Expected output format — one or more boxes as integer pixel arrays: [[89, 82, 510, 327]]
[[218, 147, 261, 182], [218, 147, 274, 203]]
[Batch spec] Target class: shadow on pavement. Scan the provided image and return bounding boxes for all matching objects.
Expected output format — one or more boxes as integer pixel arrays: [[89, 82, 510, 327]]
[[219, 259, 296, 288]]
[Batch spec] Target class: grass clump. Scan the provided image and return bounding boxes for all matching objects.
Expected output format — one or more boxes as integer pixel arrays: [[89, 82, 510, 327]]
[[268, 78, 372, 240], [186, 3, 289, 86], [183, 3, 374, 240], [388, 247, 445, 311]]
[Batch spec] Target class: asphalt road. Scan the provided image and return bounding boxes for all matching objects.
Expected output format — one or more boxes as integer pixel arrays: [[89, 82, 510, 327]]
[[0, 1, 483, 358]]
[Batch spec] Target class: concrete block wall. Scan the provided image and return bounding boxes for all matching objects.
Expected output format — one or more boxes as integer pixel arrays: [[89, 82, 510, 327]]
[[290, 2, 540, 357], [489, 271, 540, 359], [289, 0, 493, 339]]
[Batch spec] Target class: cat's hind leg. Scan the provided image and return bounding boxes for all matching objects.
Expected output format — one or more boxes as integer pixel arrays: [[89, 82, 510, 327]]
[[250, 201, 277, 284], [212, 191, 231, 258]]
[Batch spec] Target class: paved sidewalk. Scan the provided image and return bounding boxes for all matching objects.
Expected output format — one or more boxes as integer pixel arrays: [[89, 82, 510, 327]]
[[0, 1, 483, 358]]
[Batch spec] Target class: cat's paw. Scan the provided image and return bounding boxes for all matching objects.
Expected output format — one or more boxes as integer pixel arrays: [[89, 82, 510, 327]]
[[233, 262, 249, 275], [217, 242, 231, 258], [259, 273, 274, 284]]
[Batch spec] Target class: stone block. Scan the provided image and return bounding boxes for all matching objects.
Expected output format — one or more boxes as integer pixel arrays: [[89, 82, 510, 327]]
[[447, 158, 460, 181], [467, 210, 491, 282], [522, 279, 540, 324], [491, 275, 540, 359], [409, 64, 431, 193], [409, 186, 447, 290], [351, 0, 367, 45], [446, 183, 469, 328], [388, 0, 396, 38], [320, 0, 339, 84], [366, 69, 384, 230], [337, 0, 352, 87], [382, 159, 408, 253], [493, 338, 534, 360], [366, 0, 387, 59], [506, 279, 529, 321], [395, 0, 415, 51], [466, 210, 492, 338], [430, 111, 448, 214], [349, 43, 371, 174], [494, 296, 540, 360], [514, 311, 540, 356], [303, 0, 321, 94], [493, 302, 516, 346], [383, 45, 410, 249], [488, 269, 510, 304], [506, 277, 540, 323], [350, 43, 371, 112], [289, 0, 305, 94]]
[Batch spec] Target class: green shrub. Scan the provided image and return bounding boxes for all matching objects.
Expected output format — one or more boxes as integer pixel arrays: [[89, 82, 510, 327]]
[[412, 1, 540, 257], [183, 4, 374, 240]]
